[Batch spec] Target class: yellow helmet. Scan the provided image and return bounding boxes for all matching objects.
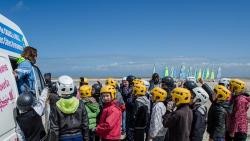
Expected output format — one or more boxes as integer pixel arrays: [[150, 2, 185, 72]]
[[133, 84, 147, 96], [229, 79, 246, 94], [105, 78, 117, 88], [100, 85, 117, 100], [151, 87, 167, 102], [214, 85, 231, 101], [171, 88, 191, 105], [79, 85, 92, 98], [133, 79, 144, 86]]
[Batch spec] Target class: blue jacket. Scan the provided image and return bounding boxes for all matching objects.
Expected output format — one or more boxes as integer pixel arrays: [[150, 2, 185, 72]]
[[16, 58, 36, 95]]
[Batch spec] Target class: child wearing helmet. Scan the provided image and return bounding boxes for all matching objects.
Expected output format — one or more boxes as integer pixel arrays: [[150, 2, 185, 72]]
[[105, 78, 126, 137], [130, 84, 151, 141], [95, 85, 124, 141], [79, 85, 100, 141], [148, 87, 168, 141], [15, 88, 49, 141], [198, 78, 235, 141], [49, 75, 89, 141], [190, 87, 209, 141], [162, 87, 193, 141], [228, 79, 250, 141], [207, 85, 231, 141], [218, 78, 231, 89], [105, 78, 125, 106]]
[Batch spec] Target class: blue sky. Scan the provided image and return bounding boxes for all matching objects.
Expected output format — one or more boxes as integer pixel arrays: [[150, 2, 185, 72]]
[[1, 0, 250, 77]]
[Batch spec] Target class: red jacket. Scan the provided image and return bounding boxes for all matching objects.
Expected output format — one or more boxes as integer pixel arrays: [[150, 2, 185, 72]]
[[96, 100, 124, 140], [229, 94, 250, 135]]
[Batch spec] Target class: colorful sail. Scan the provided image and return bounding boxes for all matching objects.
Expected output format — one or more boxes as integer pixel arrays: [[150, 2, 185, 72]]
[[205, 68, 210, 80], [165, 66, 169, 77], [216, 67, 222, 79], [179, 65, 186, 79], [194, 69, 198, 80], [186, 67, 190, 77], [210, 70, 215, 80], [202, 69, 206, 80], [189, 67, 193, 77], [173, 68, 178, 79], [170, 67, 174, 77], [153, 64, 156, 74], [198, 68, 202, 80]]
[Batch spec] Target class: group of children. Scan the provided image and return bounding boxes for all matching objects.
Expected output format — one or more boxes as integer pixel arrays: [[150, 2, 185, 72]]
[[14, 72, 250, 141]]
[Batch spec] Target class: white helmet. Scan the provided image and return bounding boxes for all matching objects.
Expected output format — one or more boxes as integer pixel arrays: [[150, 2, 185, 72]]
[[122, 77, 127, 81], [192, 87, 209, 106], [218, 78, 231, 88], [57, 75, 75, 97], [186, 76, 196, 83], [142, 80, 150, 90]]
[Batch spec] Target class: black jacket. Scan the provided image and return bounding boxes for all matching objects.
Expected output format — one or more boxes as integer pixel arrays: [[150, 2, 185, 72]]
[[207, 102, 228, 139], [16, 109, 46, 141], [163, 104, 193, 141], [50, 99, 89, 141], [190, 106, 207, 141]]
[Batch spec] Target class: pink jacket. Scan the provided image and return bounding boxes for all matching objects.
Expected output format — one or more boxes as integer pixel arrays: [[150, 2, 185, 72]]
[[229, 94, 250, 135]]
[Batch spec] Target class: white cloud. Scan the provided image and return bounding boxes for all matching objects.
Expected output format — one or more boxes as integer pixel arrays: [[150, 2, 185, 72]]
[[38, 56, 250, 77]]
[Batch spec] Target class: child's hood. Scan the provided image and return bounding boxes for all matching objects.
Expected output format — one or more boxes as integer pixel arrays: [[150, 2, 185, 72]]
[[136, 96, 150, 113], [82, 97, 98, 104], [56, 97, 80, 114], [84, 98, 100, 112]]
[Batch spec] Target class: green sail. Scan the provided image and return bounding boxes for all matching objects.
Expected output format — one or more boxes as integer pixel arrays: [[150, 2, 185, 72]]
[[210, 70, 215, 80], [205, 68, 210, 80], [165, 66, 169, 77]]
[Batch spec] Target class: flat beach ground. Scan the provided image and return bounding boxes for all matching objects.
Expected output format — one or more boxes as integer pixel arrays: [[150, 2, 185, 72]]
[[66, 78, 250, 141]]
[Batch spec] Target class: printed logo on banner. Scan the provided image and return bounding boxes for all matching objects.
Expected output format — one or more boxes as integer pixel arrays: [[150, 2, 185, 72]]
[[0, 22, 25, 54]]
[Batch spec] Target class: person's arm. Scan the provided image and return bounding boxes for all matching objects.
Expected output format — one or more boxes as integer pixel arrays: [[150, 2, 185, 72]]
[[49, 107, 59, 141], [117, 92, 125, 105], [81, 103, 89, 141], [32, 88, 49, 116], [149, 104, 163, 138], [190, 110, 204, 141], [148, 80, 154, 91], [16, 123, 26, 141]]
